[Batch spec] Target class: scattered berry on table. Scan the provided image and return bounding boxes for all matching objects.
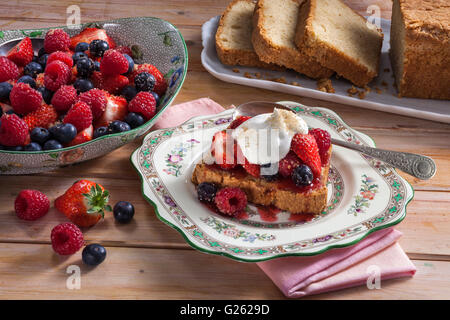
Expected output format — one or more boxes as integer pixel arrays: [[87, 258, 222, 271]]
[[107, 120, 130, 134], [54, 180, 112, 227], [197, 182, 218, 203], [10, 82, 42, 115], [122, 54, 134, 75], [76, 57, 95, 78], [73, 78, 94, 93], [44, 29, 70, 54], [214, 187, 247, 215], [0, 57, 20, 82], [120, 85, 137, 102], [75, 41, 89, 53], [43, 139, 63, 150], [23, 62, 43, 78], [78, 88, 107, 120], [37, 87, 53, 104], [7, 37, 33, 67], [128, 91, 156, 121], [50, 222, 84, 255], [63, 101, 93, 132], [100, 49, 129, 76], [15, 189, 50, 220], [113, 201, 135, 224], [93, 126, 108, 138], [0, 82, 13, 101], [51, 85, 78, 112], [46, 51, 73, 68], [30, 127, 50, 144], [89, 39, 110, 57], [309, 128, 331, 165], [82, 243, 107, 266], [292, 164, 314, 186], [24, 142, 42, 151], [124, 112, 145, 129], [17, 75, 37, 89], [49, 123, 77, 144], [23, 103, 58, 131], [44, 60, 71, 91], [134, 72, 155, 92], [242, 158, 260, 177], [278, 151, 302, 178]]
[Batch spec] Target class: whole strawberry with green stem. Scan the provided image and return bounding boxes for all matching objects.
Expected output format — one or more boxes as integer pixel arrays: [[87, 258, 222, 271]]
[[55, 180, 112, 227]]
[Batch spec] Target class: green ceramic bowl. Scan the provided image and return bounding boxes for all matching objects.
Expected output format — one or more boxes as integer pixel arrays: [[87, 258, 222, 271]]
[[0, 17, 188, 174]]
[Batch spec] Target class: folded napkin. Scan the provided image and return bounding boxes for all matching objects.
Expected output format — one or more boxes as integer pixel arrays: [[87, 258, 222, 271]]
[[154, 98, 416, 298]]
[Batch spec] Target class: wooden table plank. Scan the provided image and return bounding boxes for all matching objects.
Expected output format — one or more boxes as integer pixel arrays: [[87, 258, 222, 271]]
[[0, 243, 448, 300]]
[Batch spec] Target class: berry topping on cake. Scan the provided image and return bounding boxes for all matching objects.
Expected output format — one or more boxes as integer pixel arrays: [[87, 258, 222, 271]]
[[309, 128, 331, 165], [228, 115, 251, 129], [51, 223, 84, 255], [214, 187, 247, 215], [211, 130, 237, 170], [15, 189, 50, 221], [290, 133, 322, 177], [197, 182, 218, 203], [242, 158, 260, 177], [278, 151, 302, 178], [292, 164, 314, 186]]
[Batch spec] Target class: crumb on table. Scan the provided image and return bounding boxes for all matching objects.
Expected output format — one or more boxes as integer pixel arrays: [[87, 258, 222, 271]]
[[232, 68, 240, 73], [317, 78, 335, 93], [244, 72, 253, 79]]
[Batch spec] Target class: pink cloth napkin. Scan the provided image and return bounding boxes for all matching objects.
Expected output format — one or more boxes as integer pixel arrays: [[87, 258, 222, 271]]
[[154, 98, 416, 298]]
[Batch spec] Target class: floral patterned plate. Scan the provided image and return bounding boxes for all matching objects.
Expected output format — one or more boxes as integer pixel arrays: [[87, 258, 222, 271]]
[[131, 102, 414, 262], [0, 17, 188, 174]]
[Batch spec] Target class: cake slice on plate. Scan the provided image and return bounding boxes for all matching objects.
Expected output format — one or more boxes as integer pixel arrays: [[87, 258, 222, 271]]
[[192, 108, 332, 216], [295, 0, 383, 87]]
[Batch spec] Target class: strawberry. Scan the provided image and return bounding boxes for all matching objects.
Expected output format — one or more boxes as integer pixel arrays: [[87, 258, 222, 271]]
[[228, 116, 251, 129], [46, 51, 74, 68], [63, 101, 93, 132], [278, 151, 302, 178], [0, 57, 20, 82], [100, 50, 129, 76], [129, 64, 167, 96], [7, 37, 33, 67], [54, 180, 112, 228], [115, 45, 132, 56], [290, 133, 322, 178], [70, 28, 116, 51], [101, 75, 129, 95], [78, 88, 107, 120], [309, 128, 331, 165], [66, 125, 93, 147], [94, 93, 128, 127], [211, 130, 237, 170], [242, 158, 260, 177], [23, 103, 58, 130]]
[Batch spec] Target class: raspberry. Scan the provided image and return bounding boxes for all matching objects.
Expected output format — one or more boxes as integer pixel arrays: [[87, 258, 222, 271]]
[[243, 158, 260, 177], [228, 116, 251, 129], [100, 49, 129, 76], [100, 74, 129, 94], [63, 101, 93, 132], [129, 64, 167, 96], [44, 29, 70, 54], [6, 37, 33, 67], [309, 128, 332, 165], [214, 187, 247, 215], [23, 103, 58, 130], [10, 82, 42, 115], [78, 88, 107, 119], [51, 85, 78, 112], [128, 91, 156, 121], [0, 57, 20, 82], [115, 45, 133, 56], [15, 189, 50, 221], [0, 114, 29, 146], [278, 151, 302, 178], [46, 51, 73, 68], [44, 60, 71, 91], [197, 182, 218, 203], [50, 223, 84, 255]]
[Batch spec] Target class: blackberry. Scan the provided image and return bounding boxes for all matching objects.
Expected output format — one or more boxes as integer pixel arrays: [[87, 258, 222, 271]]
[[292, 164, 313, 187], [197, 182, 218, 203], [76, 58, 95, 78], [134, 72, 155, 92]]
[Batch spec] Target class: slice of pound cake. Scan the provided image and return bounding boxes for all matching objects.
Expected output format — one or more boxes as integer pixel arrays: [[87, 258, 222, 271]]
[[390, 0, 450, 99], [295, 0, 383, 87], [215, 0, 280, 69], [251, 0, 333, 79]]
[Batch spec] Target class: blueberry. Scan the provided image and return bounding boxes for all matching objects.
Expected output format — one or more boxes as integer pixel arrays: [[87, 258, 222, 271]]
[[17, 75, 36, 89], [73, 78, 94, 93], [89, 40, 109, 57], [197, 182, 217, 203], [23, 62, 43, 78], [37, 87, 53, 104], [150, 91, 160, 106], [93, 126, 108, 139], [38, 47, 46, 57], [134, 72, 155, 92], [107, 120, 131, 134], [5, 145, 23, 151], [72, 51, 88, 64], [75, 42, 89, 52], [38, 53, 48, 69], [82, 244, 107, 266], [6, 109, 15, 115], [125, 112, 145, 129], [122, 54, 134, 75], [30, 127, 50, 144], [292, 164, 313, 186], [120, 85, 137, 102], [24, 142, 42, 151], [113, 201, 135, 224], [43, 139, 63, 151], [49, 123, 77, 144], [76, 58, 95, 78], [93, 61, 100, 71], [0, 82, 13, 101]]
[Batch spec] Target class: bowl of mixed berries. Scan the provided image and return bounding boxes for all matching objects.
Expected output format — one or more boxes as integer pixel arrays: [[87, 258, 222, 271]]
[[0, 17, 187, 174]]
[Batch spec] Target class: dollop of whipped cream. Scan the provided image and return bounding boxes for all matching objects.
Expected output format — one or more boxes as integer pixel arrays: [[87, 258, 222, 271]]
[[232, 108, 308, 164]]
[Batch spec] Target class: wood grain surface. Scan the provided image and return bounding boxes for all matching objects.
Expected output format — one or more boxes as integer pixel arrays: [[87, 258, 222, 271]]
[[0, 0, 449, 300]]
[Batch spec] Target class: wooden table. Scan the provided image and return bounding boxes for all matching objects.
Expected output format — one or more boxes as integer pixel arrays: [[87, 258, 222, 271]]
[[0, 0, 449, 300]]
